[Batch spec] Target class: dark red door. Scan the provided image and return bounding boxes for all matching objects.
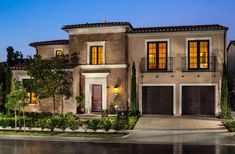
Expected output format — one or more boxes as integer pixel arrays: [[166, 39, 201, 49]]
[[92, 85, 102, 112]]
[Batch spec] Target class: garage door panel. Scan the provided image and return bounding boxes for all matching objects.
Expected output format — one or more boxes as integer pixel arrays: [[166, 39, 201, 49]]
[[142, 86, 173, 114], [182, 86, 215, 115], [200, 86, 215, 115], [182, 87, 200, 115]]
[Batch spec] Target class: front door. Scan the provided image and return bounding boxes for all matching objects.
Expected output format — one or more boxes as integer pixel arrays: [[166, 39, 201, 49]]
[[92, 85, 102, 112]]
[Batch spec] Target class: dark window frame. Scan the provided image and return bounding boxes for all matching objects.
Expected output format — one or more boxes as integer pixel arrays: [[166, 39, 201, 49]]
[[188, 40, 210, 70], [90, 46, 104, 65], [147, 41, 168, 71]]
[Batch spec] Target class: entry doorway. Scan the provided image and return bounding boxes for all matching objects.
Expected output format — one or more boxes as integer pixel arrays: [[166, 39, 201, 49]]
[[92, 85, 102, 112]]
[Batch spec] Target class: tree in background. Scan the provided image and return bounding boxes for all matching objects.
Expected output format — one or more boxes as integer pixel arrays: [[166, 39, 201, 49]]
[[5, 80, 28, 131], [6, 46, 23, 67], [6, 46, 14, 67], [27, 56, 72, 116], [130, 62, 137, 114]]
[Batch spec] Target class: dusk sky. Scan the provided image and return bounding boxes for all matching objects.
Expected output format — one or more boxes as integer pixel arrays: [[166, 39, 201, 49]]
[[0, 0, 234, 62]]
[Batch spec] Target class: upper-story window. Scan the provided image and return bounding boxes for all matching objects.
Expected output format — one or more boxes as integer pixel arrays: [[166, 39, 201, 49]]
[[147, 41, 167, 70], [90, 46, 104, 65], [22, 79, 37, 104], [55, 49, 64, 57], [87, 41, 105, 65], [188, 40, 209, 70]]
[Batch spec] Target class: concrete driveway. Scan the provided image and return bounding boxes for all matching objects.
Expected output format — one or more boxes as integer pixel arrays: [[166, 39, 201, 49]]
[[134, 115, 226, 130]]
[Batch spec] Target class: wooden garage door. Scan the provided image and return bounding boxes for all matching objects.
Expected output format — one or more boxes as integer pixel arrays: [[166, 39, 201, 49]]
[[182, 86, 215, 115], [142, 86, 173, 114]]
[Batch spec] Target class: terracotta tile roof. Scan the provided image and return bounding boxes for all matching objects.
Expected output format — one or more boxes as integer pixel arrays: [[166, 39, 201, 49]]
[[29, 39, 69, 47], [228, 40, 235, 50], [62, 22, 132, 29], [130, 24, 228, 33]]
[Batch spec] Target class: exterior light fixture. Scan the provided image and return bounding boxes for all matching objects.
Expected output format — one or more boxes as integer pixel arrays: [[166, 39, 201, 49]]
[[113, 83, 119, 95]]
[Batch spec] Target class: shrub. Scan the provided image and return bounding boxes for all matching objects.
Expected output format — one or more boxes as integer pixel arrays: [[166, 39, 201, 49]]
[[65, 112, 80, 131], [224, 120, 235, 132], [38, 118, 49, 131], [25, 117, 35, 129], [2, 117, 15, 128], [68, 120, 79, 131], [48, 116, 60, 131], [128, 116, 138, 129], [112, 112, 129, 130], [99, 118, 112, 131], [87, 119, 100, 132], [57, 116, 68, 131], [219, 105, 232, 119]]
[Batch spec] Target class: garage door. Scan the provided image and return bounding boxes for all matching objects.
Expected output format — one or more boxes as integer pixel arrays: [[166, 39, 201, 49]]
[[142, 86, 173, 114], [182, 86, 215, 115]]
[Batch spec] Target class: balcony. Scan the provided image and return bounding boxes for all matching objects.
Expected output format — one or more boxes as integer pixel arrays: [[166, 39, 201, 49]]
[[182, 56, 217, 72], [140, 57, 173, 73]]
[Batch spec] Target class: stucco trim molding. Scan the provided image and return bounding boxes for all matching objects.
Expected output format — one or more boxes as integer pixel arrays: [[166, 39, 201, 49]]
[[67, 26, 128, 35], [139, 84, 176, 115], [179, 83, 219, 116], [82, 73, 109, 113]]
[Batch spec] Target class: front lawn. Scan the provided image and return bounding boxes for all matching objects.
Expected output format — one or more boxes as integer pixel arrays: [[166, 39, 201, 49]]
[[0, 130, 128, 138]]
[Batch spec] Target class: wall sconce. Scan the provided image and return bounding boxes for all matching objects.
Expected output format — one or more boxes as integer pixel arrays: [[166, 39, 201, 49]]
[[113, 83, 119, 95]]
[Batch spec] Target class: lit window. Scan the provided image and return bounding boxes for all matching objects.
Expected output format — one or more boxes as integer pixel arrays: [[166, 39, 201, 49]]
[[90, 46, 104, 64], [55, 50, 64, 57], [147, 42, 167, 70], [22, 79, 37, 104], [188, 40, 209, 69]]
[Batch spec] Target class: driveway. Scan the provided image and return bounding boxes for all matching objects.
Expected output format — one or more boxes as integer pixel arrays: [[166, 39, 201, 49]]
[[134, 115, 226, 130]]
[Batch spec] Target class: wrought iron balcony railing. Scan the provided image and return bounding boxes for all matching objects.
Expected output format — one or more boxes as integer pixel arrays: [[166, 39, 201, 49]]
[[182, 56, 217, 72], [140, 57, 173, 73]]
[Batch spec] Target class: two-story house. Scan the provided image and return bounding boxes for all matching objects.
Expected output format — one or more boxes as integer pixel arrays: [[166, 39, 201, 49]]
[[11, 22, 228, 116]]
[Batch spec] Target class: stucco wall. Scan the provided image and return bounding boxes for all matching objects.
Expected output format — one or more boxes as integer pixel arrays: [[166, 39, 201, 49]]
[[69, 33, 127, 64], [12, 70, 76, 114], [36, 44, 69, 59], [128, 30, 225, 115]]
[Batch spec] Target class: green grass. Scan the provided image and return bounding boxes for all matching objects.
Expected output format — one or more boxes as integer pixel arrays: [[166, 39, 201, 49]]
[[59, 132, 127, 138], [0, 130, 128, 138], [0, 131, 53, 136]]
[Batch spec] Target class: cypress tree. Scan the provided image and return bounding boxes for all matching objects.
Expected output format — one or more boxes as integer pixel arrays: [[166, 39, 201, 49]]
[[220, 63, 231, 119], [130, 62, 137, 113]]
